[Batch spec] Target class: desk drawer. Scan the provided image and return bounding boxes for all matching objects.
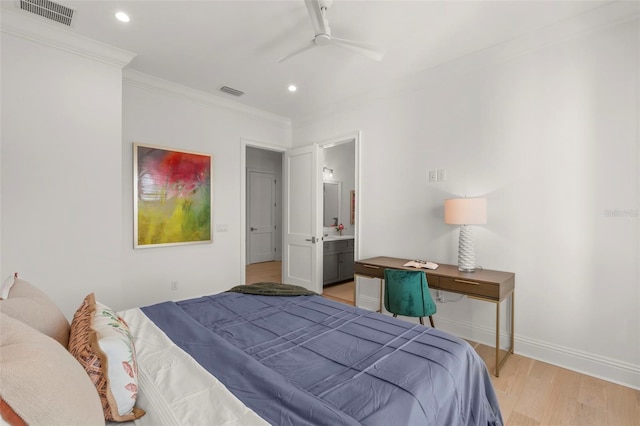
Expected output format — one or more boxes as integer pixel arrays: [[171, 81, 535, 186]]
[[436, 277, 499, 300], [354, 262, 385, 279]]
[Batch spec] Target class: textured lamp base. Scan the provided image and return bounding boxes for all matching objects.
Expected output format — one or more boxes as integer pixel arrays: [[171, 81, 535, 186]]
[[457, 225, 476, 272]]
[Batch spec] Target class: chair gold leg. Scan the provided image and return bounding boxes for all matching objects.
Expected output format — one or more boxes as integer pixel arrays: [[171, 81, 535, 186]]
[[429, 316, 435, 328], [419, 317, 424, 325]]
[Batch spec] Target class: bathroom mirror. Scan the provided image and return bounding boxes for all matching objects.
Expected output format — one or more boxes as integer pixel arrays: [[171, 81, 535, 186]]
[[323, 182, 341, 227]]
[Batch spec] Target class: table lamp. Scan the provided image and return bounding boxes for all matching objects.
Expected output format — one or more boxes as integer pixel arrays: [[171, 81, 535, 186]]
[[444, 197, 487, 272]]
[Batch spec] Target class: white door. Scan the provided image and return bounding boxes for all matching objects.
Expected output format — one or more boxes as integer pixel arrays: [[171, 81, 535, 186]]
[[283, 144, 323, 293], [248, 171, 275, 264]]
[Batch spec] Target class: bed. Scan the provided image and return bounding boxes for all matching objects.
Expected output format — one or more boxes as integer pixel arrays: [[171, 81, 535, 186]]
[[0, 278, 503, 426]]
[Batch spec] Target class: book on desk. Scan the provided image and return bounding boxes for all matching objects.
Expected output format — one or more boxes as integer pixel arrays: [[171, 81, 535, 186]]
[[403, 260, 439, 270]]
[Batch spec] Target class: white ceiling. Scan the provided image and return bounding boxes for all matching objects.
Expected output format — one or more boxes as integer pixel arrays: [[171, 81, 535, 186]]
[[3, 0, 629, 120]]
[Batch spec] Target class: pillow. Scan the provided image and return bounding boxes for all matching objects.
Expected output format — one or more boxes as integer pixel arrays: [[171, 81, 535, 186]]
[[0, 274, 15, 300], [0, 277, 70, 347], [0, 397, 26, 426], [68, 294, 145, 422], [0, 313, 104, 426]]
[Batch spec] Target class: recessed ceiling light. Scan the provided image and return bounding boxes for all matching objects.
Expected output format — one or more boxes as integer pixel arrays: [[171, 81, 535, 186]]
[[288, 85, 297, 92], [115, 11, 130, 23]]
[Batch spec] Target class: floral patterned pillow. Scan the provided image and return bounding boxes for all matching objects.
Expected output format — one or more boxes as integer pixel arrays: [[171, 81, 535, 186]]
[[68, 294, 145, 422]]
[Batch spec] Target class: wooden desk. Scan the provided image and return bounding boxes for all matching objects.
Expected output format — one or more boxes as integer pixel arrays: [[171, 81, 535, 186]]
[[354, 256, 515, 377]]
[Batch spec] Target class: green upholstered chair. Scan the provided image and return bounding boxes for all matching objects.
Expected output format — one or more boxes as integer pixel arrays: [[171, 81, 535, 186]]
[[384, 269, 437, 327]]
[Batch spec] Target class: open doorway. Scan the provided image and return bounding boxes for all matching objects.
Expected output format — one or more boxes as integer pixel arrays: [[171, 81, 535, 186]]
[[244, 145, 284, 282], [320, 138, 357, 305]]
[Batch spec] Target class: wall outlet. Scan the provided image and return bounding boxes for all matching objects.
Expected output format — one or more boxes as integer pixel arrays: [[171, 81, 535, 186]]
[[170, 280, 178, 291], [436, 169, 446, 181]]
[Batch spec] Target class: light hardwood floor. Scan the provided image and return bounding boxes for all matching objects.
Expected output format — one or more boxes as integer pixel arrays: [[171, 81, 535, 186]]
[[246, 261, 640, 425], [245, 260, 283, 284]]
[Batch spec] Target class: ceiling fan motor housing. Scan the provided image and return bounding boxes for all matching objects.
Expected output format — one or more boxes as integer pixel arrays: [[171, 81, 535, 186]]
[[314, 33, 331, 45]]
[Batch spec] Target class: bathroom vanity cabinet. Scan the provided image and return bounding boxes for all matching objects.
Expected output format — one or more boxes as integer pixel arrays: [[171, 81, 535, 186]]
[[323, 238, 354, 285]]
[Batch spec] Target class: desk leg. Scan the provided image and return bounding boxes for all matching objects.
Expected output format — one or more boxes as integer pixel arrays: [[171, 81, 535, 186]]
[[510, 290, 515, 356], [378, 278, 383, 313], [495, 290, 515, 377], [495, 301, 500, 377]]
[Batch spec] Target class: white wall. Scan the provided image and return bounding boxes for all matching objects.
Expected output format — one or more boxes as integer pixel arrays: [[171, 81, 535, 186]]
[[1, 32, 126, 317], [120, 75, 291, 311], [293, 19, 640, 388], [1, 25, 291, 318]]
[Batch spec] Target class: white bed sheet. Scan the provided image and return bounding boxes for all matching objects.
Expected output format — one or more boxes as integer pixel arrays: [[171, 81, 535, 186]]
[[117, 308, 269, 426]]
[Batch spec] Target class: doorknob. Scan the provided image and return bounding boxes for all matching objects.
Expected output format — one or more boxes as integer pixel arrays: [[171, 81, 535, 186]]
[[250, 227, 257, 231]]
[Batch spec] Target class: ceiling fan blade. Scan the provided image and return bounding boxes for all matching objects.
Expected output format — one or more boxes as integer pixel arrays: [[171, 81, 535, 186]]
[[278, 40, 317, 63], [331, 37, 385, 61], [304, 0, 329, 35]]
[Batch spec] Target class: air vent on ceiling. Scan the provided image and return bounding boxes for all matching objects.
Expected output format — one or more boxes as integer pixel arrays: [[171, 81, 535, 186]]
[[19, 0, 75, 26], [220, 86, 244, 97]]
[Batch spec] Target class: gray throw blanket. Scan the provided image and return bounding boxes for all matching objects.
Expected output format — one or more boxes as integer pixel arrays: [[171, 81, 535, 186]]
[[227, 282, 317, 296]]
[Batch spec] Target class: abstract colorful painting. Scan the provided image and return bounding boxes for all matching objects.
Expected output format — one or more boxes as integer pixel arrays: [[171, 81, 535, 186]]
[[134, 143, 212, 248]]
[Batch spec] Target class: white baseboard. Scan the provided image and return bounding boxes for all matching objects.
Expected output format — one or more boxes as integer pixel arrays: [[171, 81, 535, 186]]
[[515, 334, 640, 391], [358, 294, 381, 312], [356, 296, 640, 390]]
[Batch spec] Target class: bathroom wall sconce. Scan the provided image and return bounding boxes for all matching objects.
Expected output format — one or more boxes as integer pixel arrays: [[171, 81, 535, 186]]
[[323, 167, 334, 179]]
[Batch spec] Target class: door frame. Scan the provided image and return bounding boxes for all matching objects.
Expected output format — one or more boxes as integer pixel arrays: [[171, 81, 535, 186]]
[[240, 138, 286, 284]]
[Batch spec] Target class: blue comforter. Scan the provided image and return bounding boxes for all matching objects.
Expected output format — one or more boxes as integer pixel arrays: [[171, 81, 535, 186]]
[[142, 293, 503, 425]]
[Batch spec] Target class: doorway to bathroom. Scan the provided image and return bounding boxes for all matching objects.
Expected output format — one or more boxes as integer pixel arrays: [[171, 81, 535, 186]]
[[321, 139, 356, 305]]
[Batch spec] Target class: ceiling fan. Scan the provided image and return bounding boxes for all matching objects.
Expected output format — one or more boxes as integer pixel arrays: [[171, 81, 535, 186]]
[[278, 0, 384, 63]]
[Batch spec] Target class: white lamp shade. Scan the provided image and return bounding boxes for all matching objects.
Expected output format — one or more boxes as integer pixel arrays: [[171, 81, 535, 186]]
[[444, 198, 487, 225]]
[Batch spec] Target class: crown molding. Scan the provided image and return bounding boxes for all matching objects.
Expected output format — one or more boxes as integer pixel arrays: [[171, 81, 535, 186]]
[[293, 1, 640, 127], [0, 8, 136, 68], [123, 69, 292, 129]]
